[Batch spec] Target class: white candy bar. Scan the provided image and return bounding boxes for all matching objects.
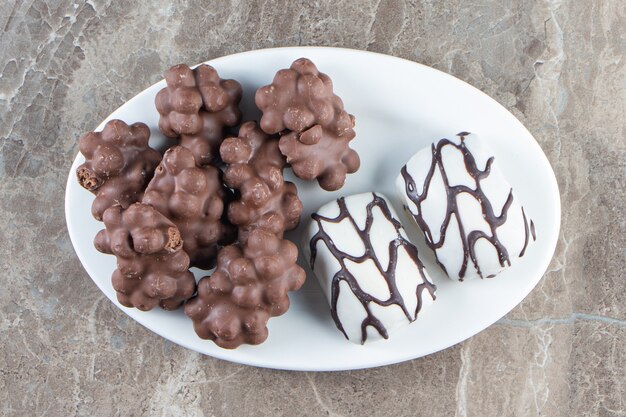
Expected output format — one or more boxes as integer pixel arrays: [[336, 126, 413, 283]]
[[304, 192, 436, 344], [396, 132, 536, 281]]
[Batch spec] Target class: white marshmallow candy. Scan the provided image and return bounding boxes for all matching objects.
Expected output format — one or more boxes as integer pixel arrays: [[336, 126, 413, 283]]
[[396, 132, 536, 281], [304, 192, 436, 344]]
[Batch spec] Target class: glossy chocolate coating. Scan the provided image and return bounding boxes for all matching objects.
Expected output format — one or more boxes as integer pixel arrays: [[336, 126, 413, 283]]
[[255, 58, 354, 136], [221, 121, 303, 242], [279, 125, 360, 191], [76, 119, 161, 221], [256, 58, 359, 190], [94, 203, 196, 311], [142, 146, 236, 269], [155, 63, 242, 165], [185, 229, 305, 349], [185, 122, 306, 349]]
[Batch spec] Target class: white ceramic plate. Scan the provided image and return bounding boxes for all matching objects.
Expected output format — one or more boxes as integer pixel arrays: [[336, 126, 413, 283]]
[[65, 47, 560, 371]]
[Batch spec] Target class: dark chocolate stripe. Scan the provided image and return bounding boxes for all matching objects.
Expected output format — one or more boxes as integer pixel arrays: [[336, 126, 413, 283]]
[[309, 193, 436, 344], [520, 206, 530, 257], [400, 133, 534, 280]]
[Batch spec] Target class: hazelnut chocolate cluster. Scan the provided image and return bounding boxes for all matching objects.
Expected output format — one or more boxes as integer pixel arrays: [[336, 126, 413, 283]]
[[94, 203, 196, 310], [76, 120, 161, 220], [221, 122, 302, 241], [184, 121, 305, 348], [256, 58, 360, 191], [155, 63, 242, 165], [77, 58, 360, 348], [142, 146, 236, 269], [185, 229, 305, 348]]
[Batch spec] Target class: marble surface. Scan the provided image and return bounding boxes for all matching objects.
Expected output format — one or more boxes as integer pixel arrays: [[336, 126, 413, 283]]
[[1, 0, 624, 415]]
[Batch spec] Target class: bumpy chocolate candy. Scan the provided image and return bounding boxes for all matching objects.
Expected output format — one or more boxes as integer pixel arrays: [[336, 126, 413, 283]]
[[76, 120, 161, 220], [255, 58, 360, 191], [220, 121, 303, 241], [155, 64, 242, 164], [255, 58, 354, 136], [95, 203, 196, 311], [279, 126, 360, 191], [142, 146, 235, 269], [185, 228, 306, 349]]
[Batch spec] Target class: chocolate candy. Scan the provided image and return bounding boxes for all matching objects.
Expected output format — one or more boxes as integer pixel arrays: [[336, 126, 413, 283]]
[[304, 192, 436, 344], [185, 121, 306, 348], [220, 121, 303, 242], [155, 63, 242, 164], [396, 132, 537, 281], [79, 58, 367, 348], [76, 119, 161, 221], [279, 126, 360, 191], [255, 58, 354, 136], [185, 229, 305, 349], [142, 146, 235, 270], [94, 203, 196, 311], [255, 58, 359, 191]]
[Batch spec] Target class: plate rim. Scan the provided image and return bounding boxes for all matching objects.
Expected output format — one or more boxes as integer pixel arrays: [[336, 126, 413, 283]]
[[65, 46, 561, 371]]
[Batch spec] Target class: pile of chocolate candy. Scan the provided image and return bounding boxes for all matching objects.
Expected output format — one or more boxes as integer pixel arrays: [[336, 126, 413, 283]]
[[77, 58, 359, 348], [78, 57, 539, 348]]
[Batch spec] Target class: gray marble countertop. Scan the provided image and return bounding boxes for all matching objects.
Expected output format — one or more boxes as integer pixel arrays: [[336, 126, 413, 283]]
[[1, 1, 624, 416]]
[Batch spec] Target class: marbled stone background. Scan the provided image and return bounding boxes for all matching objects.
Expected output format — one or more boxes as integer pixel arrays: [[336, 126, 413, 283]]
[[1, 0, 624, 416]]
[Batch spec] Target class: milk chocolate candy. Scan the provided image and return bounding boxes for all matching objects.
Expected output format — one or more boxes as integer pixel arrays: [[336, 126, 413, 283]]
[[279, 126, 360, 191], [185, 121, 307, 348], [142, 146, 235, 269], [94, 203, 196, 311], [185, 229, 305, 349], [256, 58, 359, 191], [220, 121, 303, 242], [396, 132, 536, 281], [76, 120, 161, 220], [255, 58, 354, 136], [304, 192, 436, 344], [155, 63, 242, 164]]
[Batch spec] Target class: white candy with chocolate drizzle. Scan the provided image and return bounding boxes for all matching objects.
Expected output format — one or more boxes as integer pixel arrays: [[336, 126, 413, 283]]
[[304, 192, 436, 344], [396, 132, 536, 281]]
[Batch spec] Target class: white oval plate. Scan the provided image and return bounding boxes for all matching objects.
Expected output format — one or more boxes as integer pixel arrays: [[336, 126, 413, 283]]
[[65, 47, 560, 371]]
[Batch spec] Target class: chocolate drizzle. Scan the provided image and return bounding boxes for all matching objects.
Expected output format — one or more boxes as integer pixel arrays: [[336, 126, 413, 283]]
[[519, 206, 533, 257], [309, 193, 436, 344], [400, 132, 535, 280]]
